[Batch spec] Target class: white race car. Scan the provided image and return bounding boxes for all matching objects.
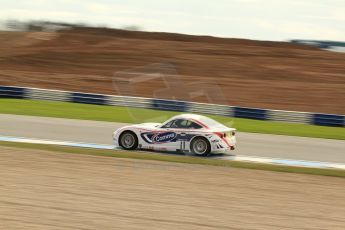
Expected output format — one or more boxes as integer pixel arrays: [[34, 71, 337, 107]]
[[113, 114, 236, 156]]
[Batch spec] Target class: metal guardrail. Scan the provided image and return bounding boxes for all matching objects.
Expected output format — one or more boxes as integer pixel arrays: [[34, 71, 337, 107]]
[[0, 86, 344, 127]]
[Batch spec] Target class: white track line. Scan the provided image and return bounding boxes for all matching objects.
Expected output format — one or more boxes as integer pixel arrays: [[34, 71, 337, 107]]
[[0, 135, 114, 150], [1, 135, 344, 170]]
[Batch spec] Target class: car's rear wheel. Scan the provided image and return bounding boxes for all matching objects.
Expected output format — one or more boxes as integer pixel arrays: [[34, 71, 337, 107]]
[[190, 137, 211, 156], [119, 131, 138, 150]]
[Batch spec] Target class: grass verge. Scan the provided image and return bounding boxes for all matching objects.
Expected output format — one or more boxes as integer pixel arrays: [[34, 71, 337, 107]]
[[1, 141, 344, 178], [1, 99, 344, 140]]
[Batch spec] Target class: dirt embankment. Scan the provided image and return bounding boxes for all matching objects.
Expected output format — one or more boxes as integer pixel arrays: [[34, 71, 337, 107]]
[[0, 146, 345, 229], [0, 28, 344, 114]]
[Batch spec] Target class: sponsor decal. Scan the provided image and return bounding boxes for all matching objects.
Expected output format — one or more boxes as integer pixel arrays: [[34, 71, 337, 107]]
[[141, 132, 177, 144], [152, 132, 177, 143]]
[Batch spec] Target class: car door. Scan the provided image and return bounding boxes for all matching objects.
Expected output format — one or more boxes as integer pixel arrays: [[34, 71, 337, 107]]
[[153, 119, 185, 151]]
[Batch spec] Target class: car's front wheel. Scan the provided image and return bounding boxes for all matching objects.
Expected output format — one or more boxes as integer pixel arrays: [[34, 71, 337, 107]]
[[190, 137, 211, 156], [119, 131, 138, 150]]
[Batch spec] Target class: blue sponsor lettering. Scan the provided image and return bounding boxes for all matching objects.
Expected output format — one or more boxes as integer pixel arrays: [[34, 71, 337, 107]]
[[153, 132, 177, 143]]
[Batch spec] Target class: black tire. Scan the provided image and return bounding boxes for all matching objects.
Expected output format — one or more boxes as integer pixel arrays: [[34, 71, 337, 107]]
[[119, 131, 138, 150], [190, 137, 211, 156]]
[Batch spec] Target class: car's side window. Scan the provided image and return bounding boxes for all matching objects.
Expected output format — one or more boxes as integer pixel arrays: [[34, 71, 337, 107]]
[[179, 119, 189, 128], [161, 120, 174, 128], [189, 121, 203, 129], [161, 119, 185, 128], [170, 119, 185, 128], [162, 119, 203, 129]]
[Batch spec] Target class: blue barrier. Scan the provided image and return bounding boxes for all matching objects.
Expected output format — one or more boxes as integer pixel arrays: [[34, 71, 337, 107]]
[[0, 86, 343, 127], [234, 107, 267, 120], [0, 86, 26, 98], [71, 93, 106, 105], [151, 99, 189, 112], [312, 114, 344, 127]]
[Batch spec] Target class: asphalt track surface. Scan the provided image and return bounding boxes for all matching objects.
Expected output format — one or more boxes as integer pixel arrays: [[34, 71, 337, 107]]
[[1, 114, 345, 163]]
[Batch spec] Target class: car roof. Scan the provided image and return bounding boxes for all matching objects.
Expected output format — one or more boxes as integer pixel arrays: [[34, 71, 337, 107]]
[[163, 113, 231, 130], [169, 113, 206, 121]]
